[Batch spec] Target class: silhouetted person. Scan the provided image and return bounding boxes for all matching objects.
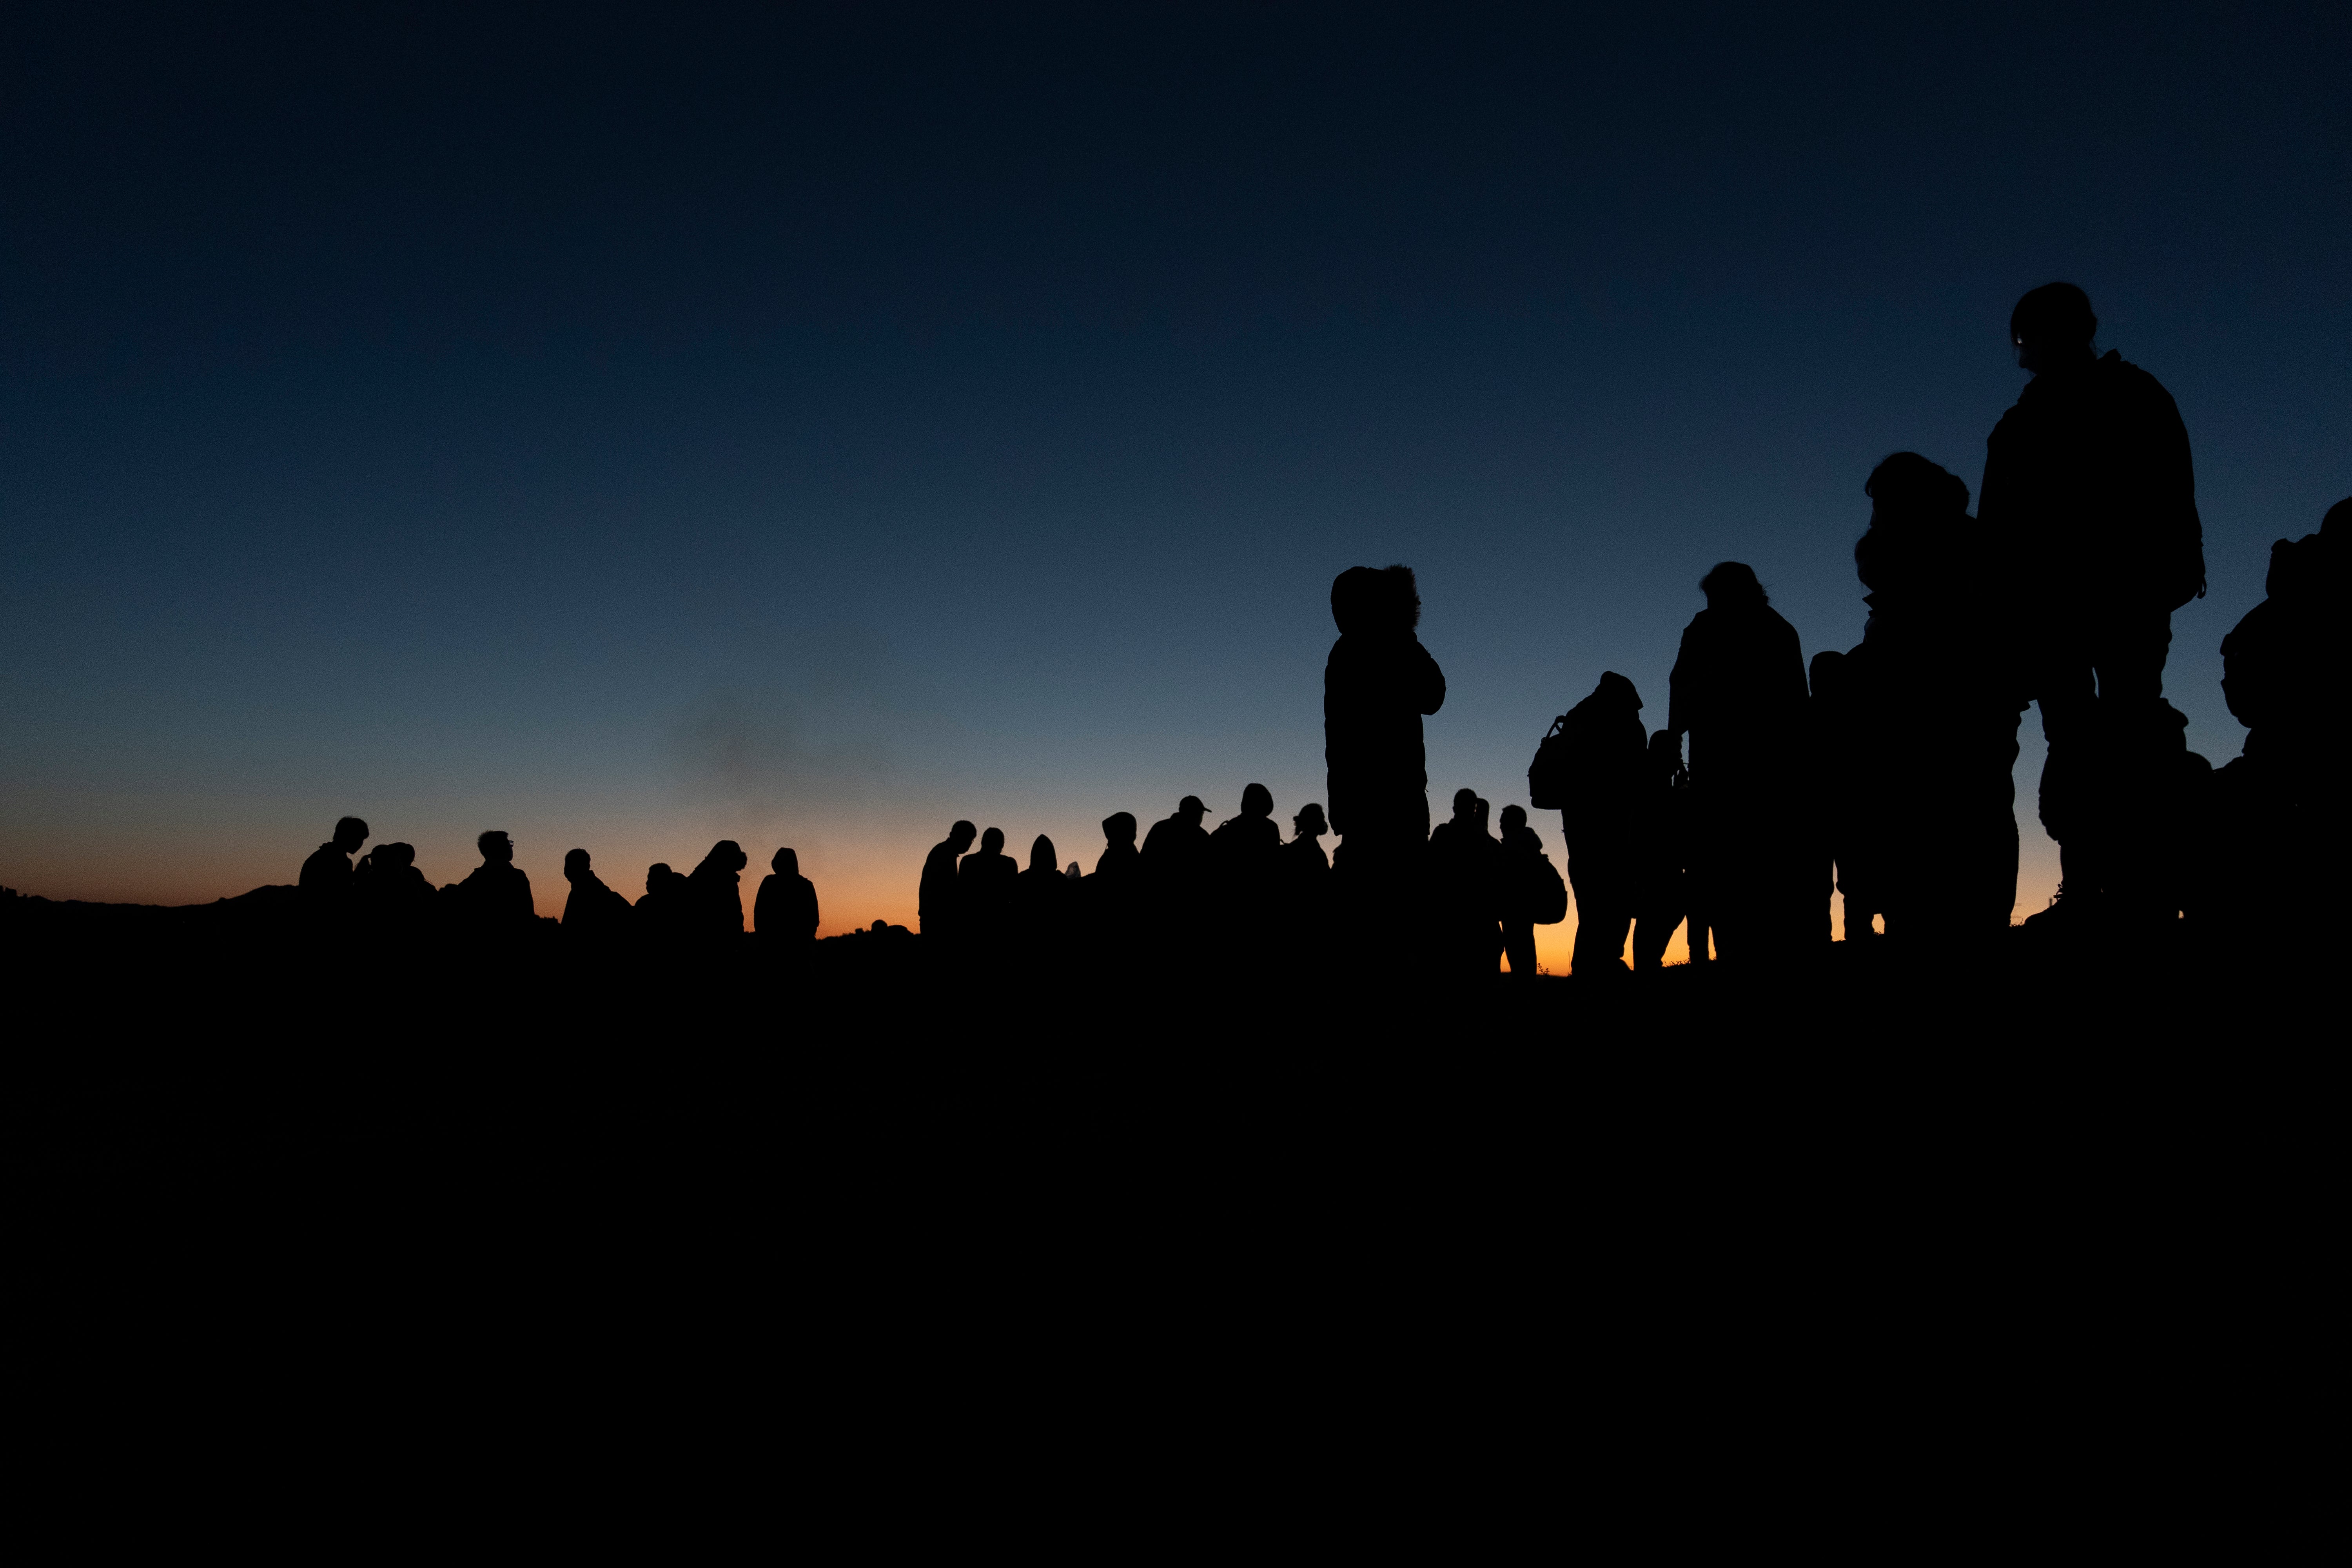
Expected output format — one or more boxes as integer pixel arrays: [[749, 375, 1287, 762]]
[[450, 830, 536, 937], [1078, 811, 1142, 965], [1427, 788, 1503, 982], [1210, 784, 1282, 936], [2209, 499, 2347, 944], [1276, 802, 1335, 971], [356, 840, 436, 938], [920, 821, 977, 942], [1496, 804, 1546, 980], [1979, 282, 2205, 932], [1282, 803, 1331, 880], [1015, 834, 1071, 948], [1632, 731, 1689, 970], [1142, 795, 1214, 951], [754, 847, 820, 947], [637, 862, 690, 941], [1093, 812, 1141, 881], [1325, 565, 1446, 875], [686, 840, 750, 942], [1846, 452, 2029, 945], [1555, 672, 1649, 975], [300, 817, 369, 912], [959, 827, 1018, 953], [561, 847, 632, 938], [1668, 564, 1816, 964]]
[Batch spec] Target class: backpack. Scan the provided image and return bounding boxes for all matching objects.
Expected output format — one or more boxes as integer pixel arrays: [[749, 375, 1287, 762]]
[[1526, 851, 1569, 926], [1526, 714, 1572, 810]]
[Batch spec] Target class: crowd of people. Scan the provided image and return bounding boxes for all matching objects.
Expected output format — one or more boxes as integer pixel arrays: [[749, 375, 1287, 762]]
[[285, 283, 2345, 979]]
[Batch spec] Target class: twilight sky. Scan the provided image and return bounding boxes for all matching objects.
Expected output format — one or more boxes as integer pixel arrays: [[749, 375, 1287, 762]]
[[4, 3, 2345, 964]]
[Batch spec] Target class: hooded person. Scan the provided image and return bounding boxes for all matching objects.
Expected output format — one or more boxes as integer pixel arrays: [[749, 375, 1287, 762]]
[[1977, 282, 2204, 932], [1847, 452, 2028, 944], [1667, 564, 1816, 964], [686, 840, 751, 942], [754, 847, 820, 947], [1015, 833, 1072, 951], [1324, 565, 1446, 874]]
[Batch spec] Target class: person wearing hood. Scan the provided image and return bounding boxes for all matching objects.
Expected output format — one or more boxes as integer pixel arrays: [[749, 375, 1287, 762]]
[[1668, 566, 1815, 964], [686, 840, 751, 942], [754, 847, 820, 947]]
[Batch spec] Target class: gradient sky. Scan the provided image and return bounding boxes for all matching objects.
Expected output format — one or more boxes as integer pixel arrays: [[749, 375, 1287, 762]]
[[4, 3, 2345, 967]]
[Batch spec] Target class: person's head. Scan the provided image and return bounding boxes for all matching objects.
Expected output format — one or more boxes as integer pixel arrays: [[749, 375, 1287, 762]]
[[564, 847, 592, 880], [772, 847, 798, 876], [1176, 795, 1209, 826], [1864, 452, 1970, 525], [2010, 282, 2096, 374], [2323, 497, 2350, 539], [332, 816, 369, 853], [646, 862, 673, 894], [1500, 804, 1527, 834], [1699, 562, 1767, 609], [1102, 811, 1138, 846], [1330, 563, 1421, 635], [478, 830, 513, 864], [1451, 787, 1477, 820], [711, 840, 747, 873], [1293, 802, 1328, 840], [379, 842, 416, 870], [948, 820, 978, 852], [1810, 650, 1849, 702], [1029, 834, 1057, 874], [980, 826, 1005, 855], [1240, 782, 1274, 818], [1593, 670, 1642, 711]]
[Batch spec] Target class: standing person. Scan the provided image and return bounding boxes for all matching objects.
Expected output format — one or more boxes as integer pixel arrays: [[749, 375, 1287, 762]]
[[1849, 452, 2029, 945], [1279, 803, 1334, 970], [450, 831, 537, 939], [1209, 783, 1283, 930], [958, 827, 1018, 959], [1978, 282, 2205, 933], [1426, 788, 1502, 982], [1556, 672, 1650, 976], [561, 848, 633, 939], [637, 863, 689, 943], [1668, 564, 1815, 964], [299, 817, 370, 914], [686, 841, 751, 943], [1015, 834, 1070, 955], [920, 822, 977, 943], [1631, 732, 1689, 970], [1324, 564, 1446, 967], [1141, 795, 1214, 956], [1495, 804, 1547, 981], [754, 848, 820, 948]]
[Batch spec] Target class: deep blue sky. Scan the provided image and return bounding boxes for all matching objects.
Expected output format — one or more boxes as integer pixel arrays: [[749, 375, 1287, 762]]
[[4, 2, 2345, 943]]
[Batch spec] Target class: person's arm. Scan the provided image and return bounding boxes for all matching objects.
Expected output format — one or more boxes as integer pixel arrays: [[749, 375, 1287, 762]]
[[1411, 639, 1446, 716]]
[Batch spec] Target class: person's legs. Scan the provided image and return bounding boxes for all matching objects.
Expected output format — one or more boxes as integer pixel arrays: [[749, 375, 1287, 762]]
[[1503, 920, 1537, 979]]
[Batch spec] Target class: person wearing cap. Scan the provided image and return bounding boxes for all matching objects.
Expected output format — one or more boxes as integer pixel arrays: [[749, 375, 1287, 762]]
[[1142, 796, 1214, 955]]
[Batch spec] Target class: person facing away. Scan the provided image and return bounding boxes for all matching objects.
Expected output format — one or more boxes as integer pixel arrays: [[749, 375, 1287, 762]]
[[1324, 564, 1446, 872], [1210, 783, 1282, 864], [1555, 671, 1650, 975], [1976, 281, 2204, 931], [1849, 451, 2028, 944], [920, 821, 977, 940], [753, 847, 820, 945], [1426, 788, 1503, 982], [300, 817, 370, 910], [958, 826, 1019, 948], [1668, 563, 1815, 964], [686, 840, 751, 942], [1015, 833, 1071, 942], [561, 847, 633, 937], [637, 862, 690, 940], [1496, 804, 1545, 981], [452, 830, 536, 934]]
